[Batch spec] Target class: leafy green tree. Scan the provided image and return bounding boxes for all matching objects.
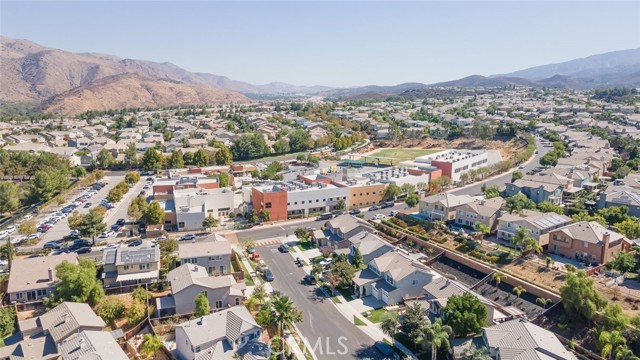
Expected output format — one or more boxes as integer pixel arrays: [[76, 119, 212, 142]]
[[44, 259, 105, 309], [124, 171, 140, 185], [383, 184, 402, 201], [474, 222, 491, 239], [599, 303, 630, 332], [429, 176, 452, 193], [273, 139, 291, 154], [510, 227, 534, 253], [613, 346, 639, 360], [72, 166, 87, 179], [143, 201, 165, 225], [609, 252, 637, 274], [328, 258, 356, 288], [68, 207, 107, 245], [95, 149, 114, 168], [560, 270, 606, 320], [246, 209, 259, 224], [424, 318, 453, 360], [491, 272, 506, 286], [106, 186, 125, 203], [193, 149, 209, 166], [128, 195, 149, 221], [125, 299, 147, 324], [400, 302, 429, 349], [540, 151, 558, 167], [124, 142, 138, 169], [140, 333, 163, 360], [217, 172, 230, 187], [29, 170, 69, 202], [289, 129, 312, 152], [351, 247, 364, 269], [131, 286, 148, 303], [250, 283, 268, 305], [167, 150, 185, 169], [142, 148, 163, 173], [380, 312, 399, 340], [214, 144, 233, 165], [259, 209, 270, 222], [614, 218, 640, 239], [231, 133, 270, 160], [96, 296, 126, 325], [0, 181, 20, 214], [336, 198, 346, 211], [18, 220, 36, 235], [0, 307, 16, 339], [505, 193, 536, 214], [443, 292, 487, 336], [511, 171, 523, 182], [202, 214, 219, 232], [401, 183, 417, 196], [597, 206, 630, 225], [195, 292, 210, 317], [537, 201, 564, 214], [482, 185, 501, 199], [461, 344, 492, 360], [406, 193, 420, 208]]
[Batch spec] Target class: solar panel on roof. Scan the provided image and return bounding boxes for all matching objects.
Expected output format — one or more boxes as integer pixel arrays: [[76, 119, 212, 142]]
[[104, 249, 116, 265]]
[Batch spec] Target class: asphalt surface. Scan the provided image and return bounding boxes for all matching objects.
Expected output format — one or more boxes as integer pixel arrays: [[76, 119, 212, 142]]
[[19, 174, 146, 251], [451, 137, 551, 196], [259, 244, 385, 360]]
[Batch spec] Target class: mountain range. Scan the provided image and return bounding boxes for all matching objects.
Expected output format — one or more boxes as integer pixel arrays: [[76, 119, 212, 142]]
[[1, 36, 639, 114]]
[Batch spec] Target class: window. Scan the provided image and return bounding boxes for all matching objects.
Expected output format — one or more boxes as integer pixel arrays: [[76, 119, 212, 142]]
[[265, 202, 272, 208], [236, 298, 240, 305], [178, 222, 185, 228], [583, 241, 589, 248], [302, 201, 305, 204], [16, 293, 22, 299], [207, 209, 213, 213], [123, 265, 130, 270], [216, 300, 223, 308], [139, 264, 150, 270], [412, 279, 418, 285], [195, 346, 201, 352]]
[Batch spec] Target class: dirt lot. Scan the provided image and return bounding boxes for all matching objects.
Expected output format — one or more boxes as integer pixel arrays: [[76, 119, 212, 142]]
[[500, 259, 567, 293], [362, 137, 521, 162]]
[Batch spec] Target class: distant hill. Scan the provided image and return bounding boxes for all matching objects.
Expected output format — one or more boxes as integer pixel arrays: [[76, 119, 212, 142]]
[[43, 73, 250, 115], [321, 83, 427, 98], [428, 75, 537, 88]]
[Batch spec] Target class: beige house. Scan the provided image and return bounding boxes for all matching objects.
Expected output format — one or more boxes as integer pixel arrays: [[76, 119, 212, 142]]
[[454, 197, 505, 231], [102, 245, 160, 287], [496, 210, 572, 247], [419, 193, 475, 222], [7, 253, 78, 304], [179, 234, 232, 275], [165, 263, 245, 315]]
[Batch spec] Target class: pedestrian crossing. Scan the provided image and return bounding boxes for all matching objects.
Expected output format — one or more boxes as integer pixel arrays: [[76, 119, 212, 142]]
[[255, 238, 281, 247]]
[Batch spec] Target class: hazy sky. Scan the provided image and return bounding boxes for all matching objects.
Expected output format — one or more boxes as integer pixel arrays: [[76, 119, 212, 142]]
[[2, 1, 639, 87]]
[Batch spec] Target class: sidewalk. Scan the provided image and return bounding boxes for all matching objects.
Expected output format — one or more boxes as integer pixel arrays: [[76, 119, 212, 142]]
[[290, 243, 418, 360], [232, 243, 273, 296]]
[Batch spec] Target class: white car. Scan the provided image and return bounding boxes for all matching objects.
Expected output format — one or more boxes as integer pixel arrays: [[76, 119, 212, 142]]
[[5, 226, 16, 233], [99, 230, 115, 238], [0, 231, 7, 239], [27, 233, 41, 240], [373, 214, 387, 220], [23, 214, 33, 221], [319, 258, 333, 267], [102, 243, 120, 250]]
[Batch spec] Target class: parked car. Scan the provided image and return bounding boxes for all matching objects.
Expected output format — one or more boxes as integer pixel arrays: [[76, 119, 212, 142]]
[[110, 224, 120, 231], [180, 234, 196, 241], [263, 269, 274, 282], [278, 244, 290, 253], [303, 274, 317, 285], [128, 240, 143, 247], [319, 258, 333, 267], [74, 247, 92, 254], [99, 230, 115, 238], [84, 202, 92, 208], [381, 201, 394, 209], [390, 210, 399, 216], [116, 218, 126, 226], [295, 257, 304, 266], [368, 205, 379, 211], [43, 241, 62, 249], [6, 225, 16, 233], [103, 243, 120, 250], [348, 209, 361, 215], [373, 214, 387, 220]]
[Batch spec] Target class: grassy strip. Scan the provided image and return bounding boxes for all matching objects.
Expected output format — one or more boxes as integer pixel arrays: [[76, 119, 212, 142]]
[[354, 315, 366, 326]]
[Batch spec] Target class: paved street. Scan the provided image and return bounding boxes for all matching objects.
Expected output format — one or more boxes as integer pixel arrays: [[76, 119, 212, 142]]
[[451, 137, 550, 196], [259, 243, 385, 360]]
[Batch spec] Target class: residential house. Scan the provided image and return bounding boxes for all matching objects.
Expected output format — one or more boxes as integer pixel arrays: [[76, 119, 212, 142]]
[[496, 210, 571, 247], [313, 214, 374, 249], [548, 221, 630, 264], [102, 245, 160, 287], [58, 330, 128, 360], [419, 192, 476, 222], [503, 178, 564, 205], [179, 234, 233, 275], [348, 230, 394, 264], [483, 318, 577, 360], [174, 306, 269, 360], [353, 250, 440, 305], [164, 263, 244, 315], [454, 197, 505, 231], [7, 253, 78, 303], [597, 184, 640, 218]]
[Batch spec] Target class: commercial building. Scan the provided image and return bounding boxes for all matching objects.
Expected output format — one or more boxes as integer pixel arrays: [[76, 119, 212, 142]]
[[402, 149, 489, 182]]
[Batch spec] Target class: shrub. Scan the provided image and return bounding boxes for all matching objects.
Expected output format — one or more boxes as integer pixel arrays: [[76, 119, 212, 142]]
[[96, 296, 126, 325]]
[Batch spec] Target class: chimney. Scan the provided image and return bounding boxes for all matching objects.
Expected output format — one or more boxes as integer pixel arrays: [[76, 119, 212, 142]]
[[48, 267, 54, 282], [602, 231, 611, 262]]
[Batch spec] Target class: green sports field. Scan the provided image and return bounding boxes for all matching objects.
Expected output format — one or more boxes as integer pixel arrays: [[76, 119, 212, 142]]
[[367, 148, 442, 163]]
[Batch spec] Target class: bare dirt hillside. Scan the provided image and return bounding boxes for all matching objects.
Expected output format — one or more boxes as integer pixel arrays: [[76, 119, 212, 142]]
[[44, 73, 250, 115]]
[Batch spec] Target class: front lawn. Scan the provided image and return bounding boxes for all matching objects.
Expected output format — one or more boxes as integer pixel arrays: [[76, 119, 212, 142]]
[[337, 287, 354, 302], [354, 316, 365, 326], [363, 308, 396, 323], [297, 240, 316, 251]]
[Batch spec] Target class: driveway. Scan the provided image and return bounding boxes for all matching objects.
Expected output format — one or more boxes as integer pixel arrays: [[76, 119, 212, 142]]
[[259, 243, 385, 360]]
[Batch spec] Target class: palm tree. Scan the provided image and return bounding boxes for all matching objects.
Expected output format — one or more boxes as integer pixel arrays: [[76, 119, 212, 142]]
[[511, 228, 533, 253], [491, 272, 507, 286], [474, 222, 491, 242], [423, 318, 453, 360], [270, 294, 303, 360], [614, 346, 639, 360], [536, 297, 552, 308], [599, 330, 626, 360], [140, 334, 162, 360], [522, 237, 543, 257], [380, 312, 400, 341], [512, 286, 526, 299]]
